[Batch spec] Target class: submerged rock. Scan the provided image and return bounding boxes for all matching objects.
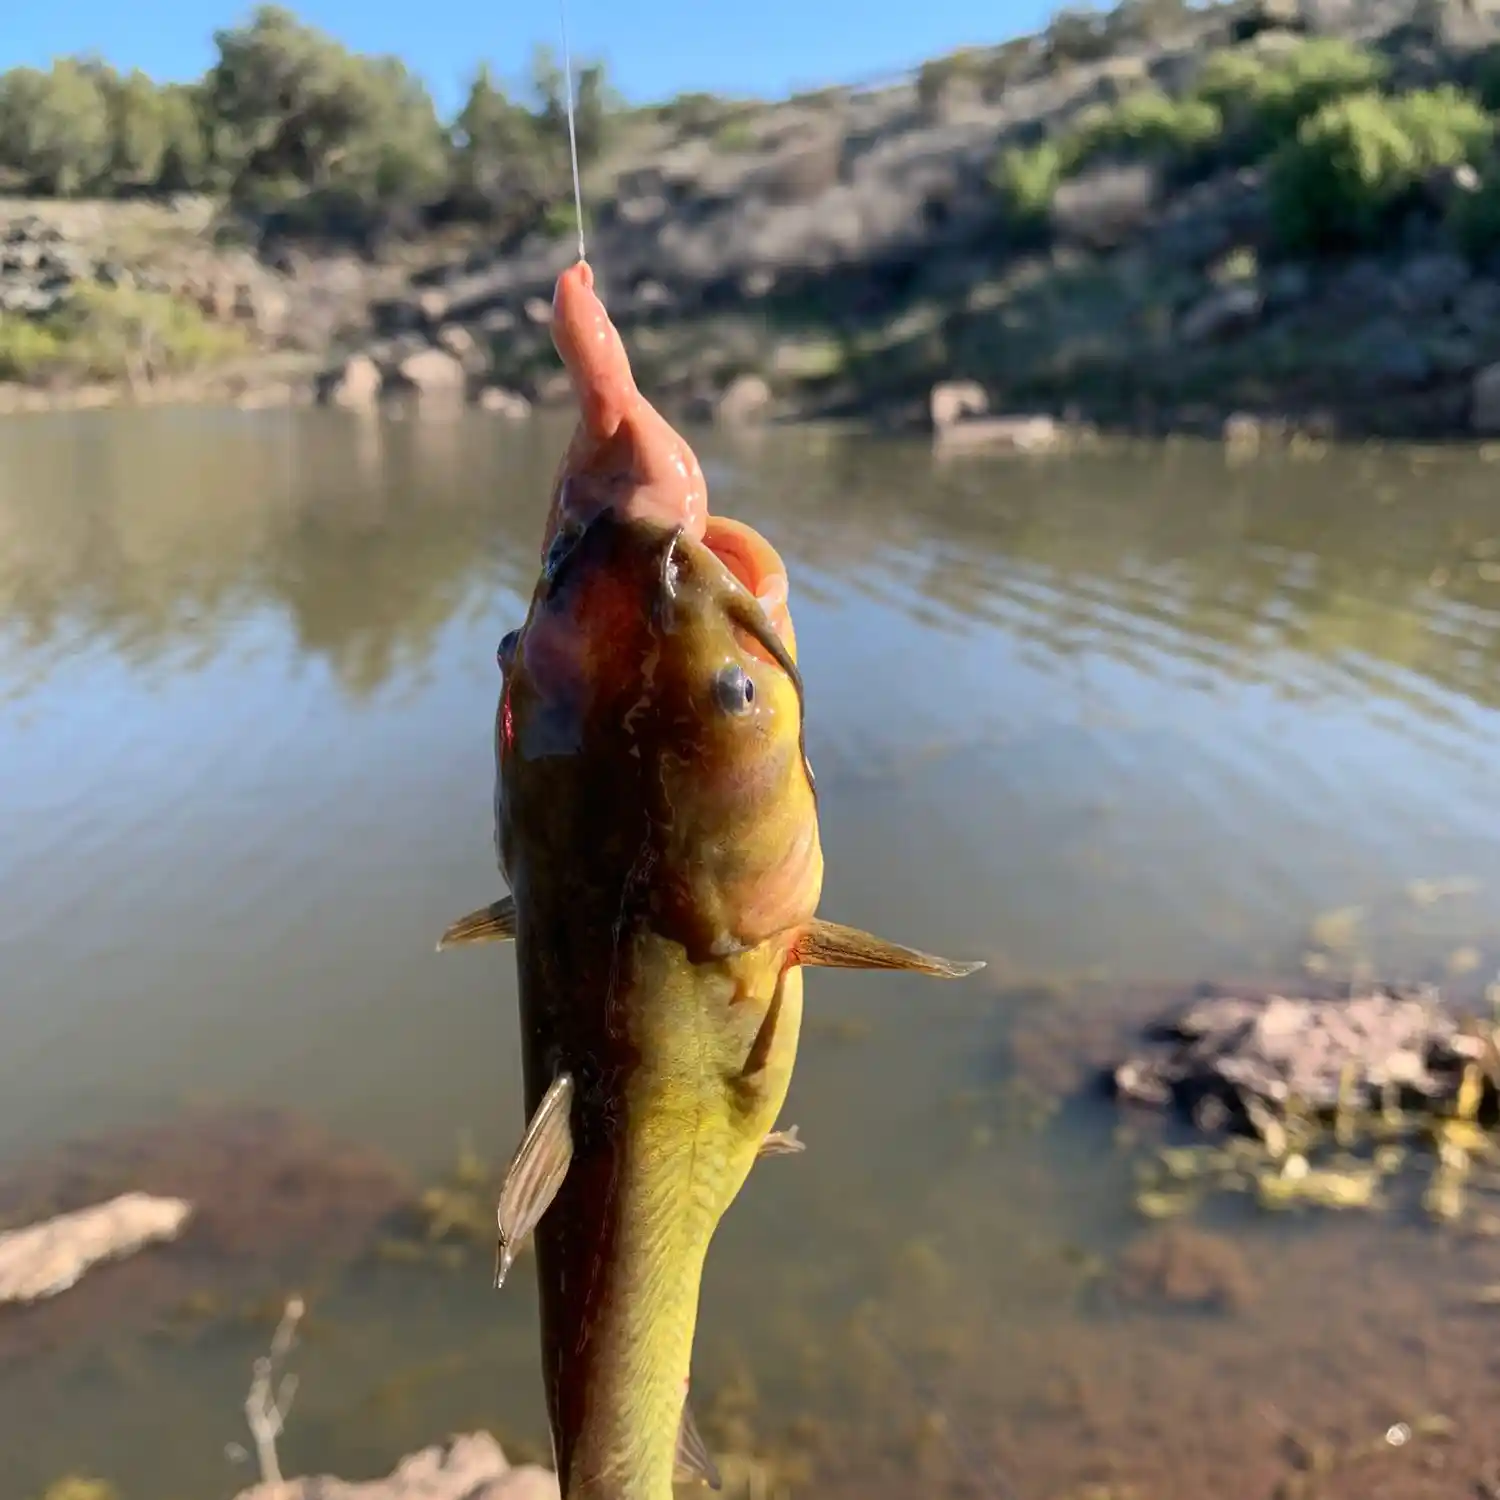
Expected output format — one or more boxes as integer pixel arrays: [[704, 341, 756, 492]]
[[231, 1432, 558, 1500], [1110, 987, 1482, 1127], [0, 1194, 191, 1306]]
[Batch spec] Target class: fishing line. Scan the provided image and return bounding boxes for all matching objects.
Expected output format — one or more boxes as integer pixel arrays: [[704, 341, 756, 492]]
[[558, 0, 587, 262]]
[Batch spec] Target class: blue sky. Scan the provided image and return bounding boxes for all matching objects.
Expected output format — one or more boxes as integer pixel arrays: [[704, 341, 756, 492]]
[[4, 0, 1054, 115]]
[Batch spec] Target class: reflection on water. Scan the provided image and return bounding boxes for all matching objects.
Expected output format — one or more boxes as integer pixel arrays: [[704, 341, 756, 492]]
[[4, 413, 1500, 1498]]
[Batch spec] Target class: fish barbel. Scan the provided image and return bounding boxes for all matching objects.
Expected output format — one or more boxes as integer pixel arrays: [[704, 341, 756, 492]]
[[439, 260, 984, 1500]]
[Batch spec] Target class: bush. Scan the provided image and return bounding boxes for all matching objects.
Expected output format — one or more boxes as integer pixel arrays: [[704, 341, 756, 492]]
[[0, 316, 66, 381], [0, 285, 246, 384], [990, 140, 1066, 233], [1071, 87, 1224, 172], [1197, 38, 1388, 159], [1268, 87, 1493, 253]]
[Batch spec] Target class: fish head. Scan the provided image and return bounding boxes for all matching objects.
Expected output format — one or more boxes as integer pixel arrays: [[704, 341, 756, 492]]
[[497, 504, 822, 961]]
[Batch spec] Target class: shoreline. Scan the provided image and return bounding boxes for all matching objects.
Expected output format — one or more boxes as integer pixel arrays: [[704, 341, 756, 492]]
[[6, 372, 1500, 449]]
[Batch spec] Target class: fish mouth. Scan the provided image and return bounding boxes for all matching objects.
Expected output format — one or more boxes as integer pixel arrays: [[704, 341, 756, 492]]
[[701, 515, 789, 625]]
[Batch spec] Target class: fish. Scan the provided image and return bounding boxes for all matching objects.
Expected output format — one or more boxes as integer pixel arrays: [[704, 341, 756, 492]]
[[439, 258, 984, 1500]]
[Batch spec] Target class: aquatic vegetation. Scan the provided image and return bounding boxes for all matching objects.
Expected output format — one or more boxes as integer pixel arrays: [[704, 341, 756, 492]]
[[1123, 1011, 1500, 1227], [34, 1480, 118, 1500]]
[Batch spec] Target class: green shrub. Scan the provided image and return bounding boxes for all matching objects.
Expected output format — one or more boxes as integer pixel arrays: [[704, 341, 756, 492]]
[[0, 284, 247, 385], [0, 316, 66, 381], [1268, 87, 1493, 253], [711, 116, 758, 152], [1197, 38, 1388, 158], [1072, 87, 1224, 169], [990, 140, 1066, 231]]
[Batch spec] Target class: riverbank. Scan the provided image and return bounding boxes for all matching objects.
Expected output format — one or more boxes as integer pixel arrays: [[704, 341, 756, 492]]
[[10, 0, 1500, 437]]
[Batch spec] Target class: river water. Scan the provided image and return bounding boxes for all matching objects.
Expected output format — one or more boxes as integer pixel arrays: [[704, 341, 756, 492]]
[[3, 411, 1500, 1500]]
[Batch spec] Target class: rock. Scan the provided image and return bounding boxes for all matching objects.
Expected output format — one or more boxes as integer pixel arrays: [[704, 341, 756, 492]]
[[1230, 0, 1305, 40], [1455, 278, 1500, 334], [617, 194, 669, 227], [1109, 987, 1475, 1125], [715, 373, 773, 425], [1222, 412, 1270, 450], [435, 323, 479, 361], [1178, 282, 1263, 344], [1262, 263, 1311, 311], [1348, 318, 1432, 390], [523, 296, 553, 327], [416, 288, 449, 326], [231, 1432, 559, 1500], [479, 387, 532, 419], [318, 354, 382, 410], [929, 379, 989, 431], [0, 1193, 192, 1306], [1416, 161, 1482, 218], [1414, 0, 1500, 48], [630, 279, 673, 312], [393, 348, 468, 402], [1396, 252, 1470, 315], [934, 414, 1065, 454], [1326, 260, 1395, 314], [1471, 361, 1500, 432], [1052, 164, 1160, 251], [236, 280, 290, 340]]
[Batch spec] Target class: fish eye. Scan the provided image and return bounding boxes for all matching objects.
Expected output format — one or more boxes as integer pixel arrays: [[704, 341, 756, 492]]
[[712, 663, 755, 715], [497, 629, 520, 672]]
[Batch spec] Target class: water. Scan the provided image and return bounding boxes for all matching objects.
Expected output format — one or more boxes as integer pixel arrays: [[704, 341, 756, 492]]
[[4, 412, 1500, 1499]]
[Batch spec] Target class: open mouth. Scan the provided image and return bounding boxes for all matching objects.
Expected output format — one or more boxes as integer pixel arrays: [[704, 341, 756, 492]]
[[702, 515, 790, 633]]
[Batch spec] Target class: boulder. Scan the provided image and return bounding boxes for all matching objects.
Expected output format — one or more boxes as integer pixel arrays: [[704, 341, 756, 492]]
[[436, 324, 477, 360], [393, 348, 468, 402], [1471, 361, 1500, 433], [318, 354, 382, 410], [929, 379, 988, 431], [1178, 283, 1263, 344], [715, 373, 773, 425]]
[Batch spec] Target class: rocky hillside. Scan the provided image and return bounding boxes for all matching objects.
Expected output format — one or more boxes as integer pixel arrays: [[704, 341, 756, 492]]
[[12, 0, 1500, 436]]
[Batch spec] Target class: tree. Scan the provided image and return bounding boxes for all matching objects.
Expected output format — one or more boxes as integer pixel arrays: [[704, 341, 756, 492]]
[[204, 4, 447, 234], [0, 60, 113, 196], [102, 67, 169, 189], [156, 83, 214, 192], [449, 63, 546, 222]]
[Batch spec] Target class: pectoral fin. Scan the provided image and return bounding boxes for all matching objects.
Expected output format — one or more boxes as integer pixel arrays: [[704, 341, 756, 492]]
[[795, 918, 985, 978], [758, 1125, 805, 1158], [675, 1395, 723, 1490], [494, 1073, 574, 1290], [436, 896, 516, 951]]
